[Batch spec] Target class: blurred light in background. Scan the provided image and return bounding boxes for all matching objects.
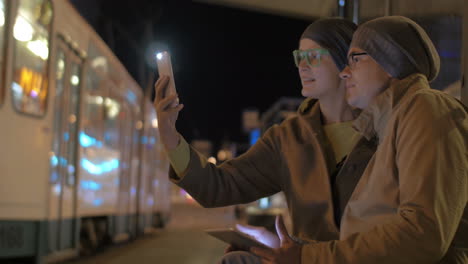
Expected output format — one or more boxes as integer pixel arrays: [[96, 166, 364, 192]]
[[0, 4, 5, 27], [95, 96, 104, 104], [80, 180, 102, 191], [207, 156, 217, 164], [152, 119, 158, 128], [68, 114, 77, 124], [105, 98, 120, 118], [92, 199, 103, 207], [80, 132, 97, 148], [249, 128, 261, 146], [26, 38, 49, 60], [126, 91, 136, 103], [91, 56, 108, 70], [13, 16, 33, 42], [259, 197, 270, 209], [81, 158, 120, 175], [217, 150, 227, 161], [71, 75, 80, 86], [135, 121, 143, 130], [53, 184, 61, 195]]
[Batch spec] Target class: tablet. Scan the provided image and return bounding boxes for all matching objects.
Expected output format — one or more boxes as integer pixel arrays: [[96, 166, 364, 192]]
[[205, 227, 271, 250]]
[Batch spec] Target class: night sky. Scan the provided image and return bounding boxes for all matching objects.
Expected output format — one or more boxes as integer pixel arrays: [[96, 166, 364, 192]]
[[71, 0, 312, 150]]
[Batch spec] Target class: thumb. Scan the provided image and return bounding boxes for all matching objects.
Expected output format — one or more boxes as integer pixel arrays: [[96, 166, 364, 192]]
[[275, 215, 290, 244]]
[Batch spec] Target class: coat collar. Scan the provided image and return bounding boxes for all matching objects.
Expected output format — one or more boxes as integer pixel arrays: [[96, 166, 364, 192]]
[[297, 98, 323, 136], [298, 97, 361, 133], [353, 73, 430, 141]]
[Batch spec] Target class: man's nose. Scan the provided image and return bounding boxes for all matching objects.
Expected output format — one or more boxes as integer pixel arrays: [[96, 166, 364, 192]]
[[339, 66, 351, 79]]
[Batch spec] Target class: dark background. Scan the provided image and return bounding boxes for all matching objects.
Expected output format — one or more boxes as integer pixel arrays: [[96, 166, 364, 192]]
[[69, 0, 463, 152], [70, 0, 311, 150]]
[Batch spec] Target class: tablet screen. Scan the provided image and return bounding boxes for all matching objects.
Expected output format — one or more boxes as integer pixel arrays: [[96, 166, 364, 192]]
[[205, 228, 271, 250]]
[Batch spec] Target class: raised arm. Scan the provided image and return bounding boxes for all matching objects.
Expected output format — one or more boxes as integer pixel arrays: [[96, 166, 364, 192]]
[[170, 126, 285, 208]]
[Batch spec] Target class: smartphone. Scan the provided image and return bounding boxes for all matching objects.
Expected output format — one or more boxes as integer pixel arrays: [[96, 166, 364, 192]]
[[205, 228, 271, 250], [156, 51, 177, 99]]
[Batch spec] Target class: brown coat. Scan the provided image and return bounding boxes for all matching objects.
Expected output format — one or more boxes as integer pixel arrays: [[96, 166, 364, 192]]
[[302, 74, 468, 263], [171, 98, 374, 242]]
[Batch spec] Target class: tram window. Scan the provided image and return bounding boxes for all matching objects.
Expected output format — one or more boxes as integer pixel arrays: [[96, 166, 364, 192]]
[[82, 65, 106, 147], [65, 63, 81, 186], [49, 49, 65, 183], [82, 44, 109, 144], [103, 96, 121, 151], [0, 0, 6, 105], [11, 0, 52, 116], [88, 44, 109, 92], [82, 93, 104, 148], [120, 104, 134, 188]]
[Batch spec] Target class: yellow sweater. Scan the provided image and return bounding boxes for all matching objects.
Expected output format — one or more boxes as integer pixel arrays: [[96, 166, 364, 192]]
[[323, 121, 360, 165]]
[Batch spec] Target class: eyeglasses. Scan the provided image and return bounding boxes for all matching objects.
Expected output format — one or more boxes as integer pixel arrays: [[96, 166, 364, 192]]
[[293, 48, 330, 67], [347, 52, 368, 69]]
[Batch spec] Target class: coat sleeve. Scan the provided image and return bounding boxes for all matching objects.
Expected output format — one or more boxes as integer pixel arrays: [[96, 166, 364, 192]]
[[301, 93, 468, 263], [169, 125, 285, 208]]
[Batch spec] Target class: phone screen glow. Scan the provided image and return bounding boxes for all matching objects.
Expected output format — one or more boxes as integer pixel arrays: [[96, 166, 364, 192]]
[[156, 52, 163, 60]]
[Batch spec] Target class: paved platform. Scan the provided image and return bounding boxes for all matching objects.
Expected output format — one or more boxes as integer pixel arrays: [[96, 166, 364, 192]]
[[65, 202, 238, 264]]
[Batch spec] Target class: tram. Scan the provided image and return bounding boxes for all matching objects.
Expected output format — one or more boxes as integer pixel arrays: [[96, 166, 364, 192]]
[[0, 0, 466, 263], [0, 0, 171, 263]]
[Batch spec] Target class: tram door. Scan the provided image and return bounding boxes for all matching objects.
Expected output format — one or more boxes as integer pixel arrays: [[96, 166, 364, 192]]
[[48, 38, 83, 254], [114, 102, 134, 239]]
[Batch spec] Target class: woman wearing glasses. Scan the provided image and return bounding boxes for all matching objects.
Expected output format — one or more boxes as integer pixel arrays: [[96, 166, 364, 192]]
[[154, 18, 375, 263]]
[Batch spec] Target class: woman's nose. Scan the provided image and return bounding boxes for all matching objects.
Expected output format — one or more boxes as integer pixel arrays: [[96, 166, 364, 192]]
[[339, 66, 351, 79]]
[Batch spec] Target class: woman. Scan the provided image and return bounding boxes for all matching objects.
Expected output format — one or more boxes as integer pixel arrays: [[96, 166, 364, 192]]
[[154, 18, 374, 263]]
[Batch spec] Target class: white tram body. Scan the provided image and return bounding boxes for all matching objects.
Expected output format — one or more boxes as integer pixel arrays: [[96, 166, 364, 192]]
[[0, 0, 466, 263], [0, 0, 170, 263]]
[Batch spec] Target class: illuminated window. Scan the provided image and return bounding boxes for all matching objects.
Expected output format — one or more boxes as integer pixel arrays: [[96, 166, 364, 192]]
[[11, 0, 52, 116], [0, 0, 5, 104], [101, 97, 121, 152], [49, 49, 65, 183], [83, 46, 107, 148], [64, 62, 81, 186]]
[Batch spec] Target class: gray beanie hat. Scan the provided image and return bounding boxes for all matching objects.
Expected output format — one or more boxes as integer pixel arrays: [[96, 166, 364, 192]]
[[301, 18, 357, 71], [351, 16, 440, 82]]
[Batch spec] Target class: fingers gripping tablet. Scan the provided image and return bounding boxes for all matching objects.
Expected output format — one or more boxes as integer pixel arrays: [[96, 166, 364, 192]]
[[205, 228, 271, 250]]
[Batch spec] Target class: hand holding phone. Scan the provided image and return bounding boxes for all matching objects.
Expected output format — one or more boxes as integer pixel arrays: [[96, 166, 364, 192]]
[[154, 51, 184, 151]]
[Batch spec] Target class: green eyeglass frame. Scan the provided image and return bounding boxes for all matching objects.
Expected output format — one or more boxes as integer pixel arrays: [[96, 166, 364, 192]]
[[293, 48, 330, 67]]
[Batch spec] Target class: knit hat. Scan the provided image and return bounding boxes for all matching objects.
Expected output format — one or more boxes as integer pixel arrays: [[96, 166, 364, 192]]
[[301, 18, 357, 71], [351, 16, 440, 82]]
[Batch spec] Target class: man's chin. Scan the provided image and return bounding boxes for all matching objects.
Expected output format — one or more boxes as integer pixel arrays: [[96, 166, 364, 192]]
[[346, 95, 363, 109]]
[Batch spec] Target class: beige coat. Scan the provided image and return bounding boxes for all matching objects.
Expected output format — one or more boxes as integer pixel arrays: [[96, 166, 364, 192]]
[[302, 74, 468, 263], [171, 98, 373, 243]]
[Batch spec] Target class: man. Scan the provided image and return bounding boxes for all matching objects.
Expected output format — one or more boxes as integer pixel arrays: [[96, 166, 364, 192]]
[[248, 16, 467, 263]]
